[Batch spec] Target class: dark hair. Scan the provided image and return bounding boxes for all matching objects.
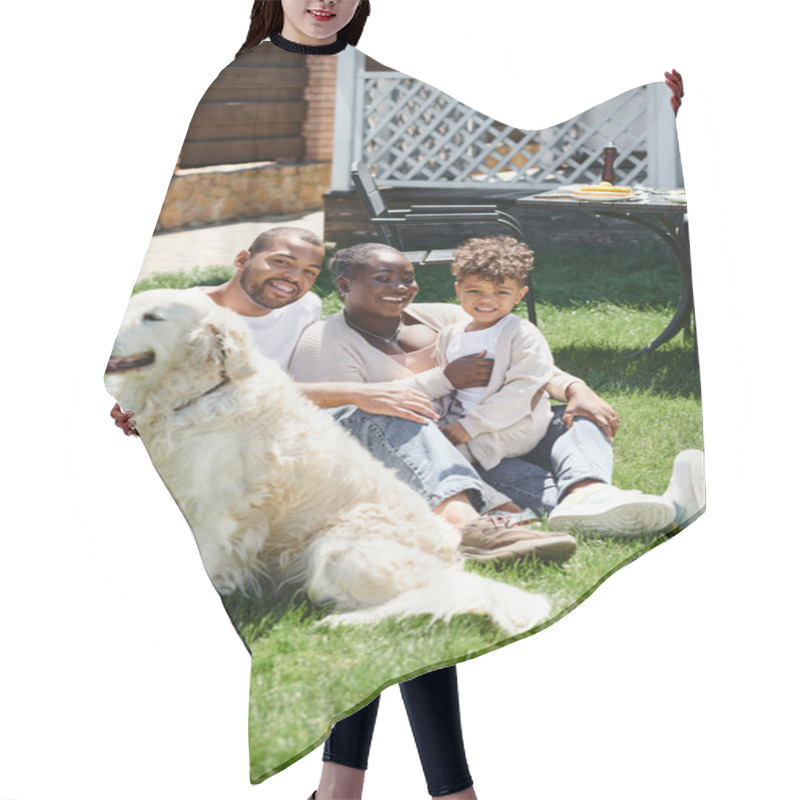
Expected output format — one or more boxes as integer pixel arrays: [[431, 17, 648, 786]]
[[236, 0, 371, 58], [451, 236, 534, 285], [328, 242, 403, 285], [248, 226, 323, 256]]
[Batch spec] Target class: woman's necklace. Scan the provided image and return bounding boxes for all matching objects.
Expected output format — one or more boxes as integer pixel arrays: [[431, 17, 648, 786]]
[[344, 313, 403, 345]]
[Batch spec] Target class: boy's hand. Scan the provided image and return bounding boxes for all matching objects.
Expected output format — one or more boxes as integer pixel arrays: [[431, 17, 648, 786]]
[[444, 351, 493, 389], [440, 421, 471, 446]]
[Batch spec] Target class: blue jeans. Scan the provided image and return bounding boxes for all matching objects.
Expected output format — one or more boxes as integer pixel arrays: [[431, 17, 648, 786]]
[[326, 406, 491, 513], [476, 407, 614, 517]]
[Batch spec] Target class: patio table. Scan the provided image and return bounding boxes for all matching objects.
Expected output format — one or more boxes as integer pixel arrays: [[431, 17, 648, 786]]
[[516, 186, 692, 355]]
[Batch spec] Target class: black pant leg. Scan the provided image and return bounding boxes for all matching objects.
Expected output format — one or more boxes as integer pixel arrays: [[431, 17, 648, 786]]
[[400, 666, 474, 797], [322, 695, 381, 770]]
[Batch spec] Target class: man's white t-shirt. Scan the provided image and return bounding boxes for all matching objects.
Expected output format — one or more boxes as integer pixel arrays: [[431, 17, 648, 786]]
[[243, 292, 322, 370]]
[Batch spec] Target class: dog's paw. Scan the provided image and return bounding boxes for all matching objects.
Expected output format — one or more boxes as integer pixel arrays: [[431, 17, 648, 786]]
[[314, 611, 373, 628], [314, 613, 343, 629], [316, 608, 390, 628]]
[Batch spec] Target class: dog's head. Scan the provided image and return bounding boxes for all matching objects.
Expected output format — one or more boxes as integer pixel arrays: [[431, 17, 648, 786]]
[[105, 289, 257, 414]]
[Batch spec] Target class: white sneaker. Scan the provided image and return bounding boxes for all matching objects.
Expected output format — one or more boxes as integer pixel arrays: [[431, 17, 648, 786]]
[[662, 449, 705, 528], [548, 483, 676, 537]]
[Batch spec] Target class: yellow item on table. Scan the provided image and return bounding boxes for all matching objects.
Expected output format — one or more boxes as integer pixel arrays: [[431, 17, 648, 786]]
[[576, 182, 634, 195]]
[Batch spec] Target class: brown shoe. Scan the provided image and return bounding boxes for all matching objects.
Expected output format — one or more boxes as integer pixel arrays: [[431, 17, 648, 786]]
[[459, 515, 577, 564]]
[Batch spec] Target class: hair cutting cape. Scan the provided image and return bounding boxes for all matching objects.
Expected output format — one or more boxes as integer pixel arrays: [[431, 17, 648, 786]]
[[105, 37, 702, 783]]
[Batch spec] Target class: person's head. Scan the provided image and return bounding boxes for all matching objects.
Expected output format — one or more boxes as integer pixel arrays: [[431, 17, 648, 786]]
[[233, 227, 325, 312], [329, 243, 418, 318], [451, 236, 532, 329], [237, 0, 371, 57]]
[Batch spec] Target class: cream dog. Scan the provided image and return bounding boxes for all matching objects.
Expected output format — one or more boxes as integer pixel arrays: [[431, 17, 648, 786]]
[[105, 289, 551, 635]]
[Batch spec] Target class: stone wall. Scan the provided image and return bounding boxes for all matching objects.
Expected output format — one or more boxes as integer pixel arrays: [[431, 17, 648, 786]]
[[155, 161, 331, 232]]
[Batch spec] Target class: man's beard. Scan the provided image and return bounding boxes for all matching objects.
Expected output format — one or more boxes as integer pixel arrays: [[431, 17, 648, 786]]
[[240, 273, 297, 310]]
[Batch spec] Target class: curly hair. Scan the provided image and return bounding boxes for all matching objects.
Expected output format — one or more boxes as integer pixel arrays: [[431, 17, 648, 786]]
[[451, 236, 534, 285], [236, 0, 371, 58]]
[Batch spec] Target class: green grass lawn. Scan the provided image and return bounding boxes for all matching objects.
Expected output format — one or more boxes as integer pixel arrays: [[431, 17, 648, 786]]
[[227, 534, 668, 780], [133, 240, 702, 782]]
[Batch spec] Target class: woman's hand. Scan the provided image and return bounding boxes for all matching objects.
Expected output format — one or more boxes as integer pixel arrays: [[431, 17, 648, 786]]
[[349, 382, 438, 424], [444, 351, 494, 389], [440, 421, 471, 446], [562, 382, 619, 440], [665, 69, 684, 115], [110, 403, 139, 436]]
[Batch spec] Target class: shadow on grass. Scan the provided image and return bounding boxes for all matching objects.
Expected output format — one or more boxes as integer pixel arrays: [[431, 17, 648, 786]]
[[534, 242, 681, 308], [222, 586, 322, 646], [552, 343, 701, 398]]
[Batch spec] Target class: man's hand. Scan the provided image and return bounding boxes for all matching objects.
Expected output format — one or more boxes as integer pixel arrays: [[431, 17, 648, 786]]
[[444, 351, 494, 389], [348, 383, 438, 424], [440, 421, 471, 446], [111, 403, 139, 436], [562, 383, 619, 440]]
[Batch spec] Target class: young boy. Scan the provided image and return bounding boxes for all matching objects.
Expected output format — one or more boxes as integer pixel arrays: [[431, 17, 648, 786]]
[[435, 235, 555, 472]]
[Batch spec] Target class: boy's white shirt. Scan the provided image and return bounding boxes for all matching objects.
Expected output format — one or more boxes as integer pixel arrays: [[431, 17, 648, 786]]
[[446, 314, 515, 412], [421, 313, 555, 470]]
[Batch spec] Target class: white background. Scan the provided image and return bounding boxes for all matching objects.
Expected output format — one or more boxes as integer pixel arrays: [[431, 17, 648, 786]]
[[1, 2, 796, 798]]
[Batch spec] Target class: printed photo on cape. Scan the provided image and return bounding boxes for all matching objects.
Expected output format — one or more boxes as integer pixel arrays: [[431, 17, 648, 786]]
[[7, 2, 798, 800], [105, 33, 702, 783]]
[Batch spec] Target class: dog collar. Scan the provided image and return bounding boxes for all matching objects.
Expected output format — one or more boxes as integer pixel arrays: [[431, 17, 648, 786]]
[[173, 373, 230, 412]]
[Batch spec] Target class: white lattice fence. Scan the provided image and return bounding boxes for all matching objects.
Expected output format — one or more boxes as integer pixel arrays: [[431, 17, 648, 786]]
[[331, 52, 680, 191], [360, 71, 650, 188]]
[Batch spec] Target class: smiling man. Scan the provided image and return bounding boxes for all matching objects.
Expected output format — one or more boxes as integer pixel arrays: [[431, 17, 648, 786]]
[[227, 229, 323, 310], [205, 227, 325, 370]]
